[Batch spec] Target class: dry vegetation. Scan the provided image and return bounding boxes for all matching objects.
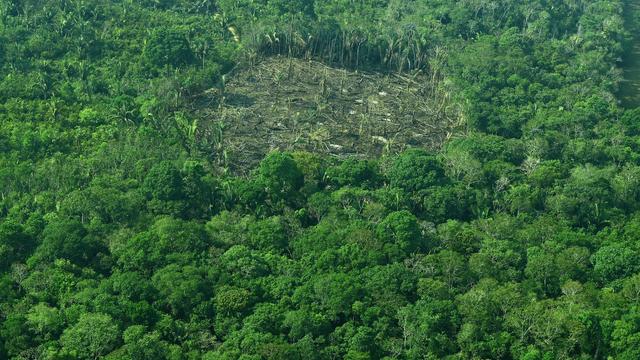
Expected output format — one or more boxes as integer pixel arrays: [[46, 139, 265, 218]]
[[196, 56, 465, 173]]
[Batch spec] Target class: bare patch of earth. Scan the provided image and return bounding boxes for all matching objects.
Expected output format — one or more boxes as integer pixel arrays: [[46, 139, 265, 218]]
[[196, 56, 464, 173]]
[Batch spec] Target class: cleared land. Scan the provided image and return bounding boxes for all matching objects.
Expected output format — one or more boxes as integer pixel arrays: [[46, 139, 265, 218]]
[[196, 56, 464, 173]]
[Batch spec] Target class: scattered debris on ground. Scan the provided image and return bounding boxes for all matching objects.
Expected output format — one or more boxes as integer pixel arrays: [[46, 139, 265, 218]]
[[195, 56, 465, 173]]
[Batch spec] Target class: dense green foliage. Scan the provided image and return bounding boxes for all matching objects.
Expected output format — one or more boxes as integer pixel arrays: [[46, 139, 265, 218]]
[[2, 0, 640, 359]]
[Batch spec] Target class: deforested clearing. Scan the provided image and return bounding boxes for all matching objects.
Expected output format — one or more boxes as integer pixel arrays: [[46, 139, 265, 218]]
[[197, 56, 464, 172]]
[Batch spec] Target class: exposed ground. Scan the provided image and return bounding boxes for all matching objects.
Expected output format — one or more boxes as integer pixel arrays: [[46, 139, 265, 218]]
[[196, 56, 465, 173]]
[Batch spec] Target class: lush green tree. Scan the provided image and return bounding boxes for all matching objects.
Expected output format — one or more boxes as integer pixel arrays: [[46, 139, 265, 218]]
[[144, 27, 196, 68], [548, 165, 617, 227], [0, 220, 35, 270], [29, 218, 103, 267], [215, 285, 252, 315], [469, 238, 523, 282], [258, 152, 305, 199], [387, 149, 447, 193], [26, 303, 64, 341], [60, 313, 121, 359], [1, 313, 34, 359], [152, 264, 211, 318], [247, 216, 289, 252], [592, 243, 640, 284], [525, 244, 562, 297], [397, 298, 459, 357], [114, 217, 209, 273], [119, 325, 170, 360], [421, 184, 479, 223], [143, 161, 187, 216], [376, 210, 423, 260], [326, 159, 381, 188]]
